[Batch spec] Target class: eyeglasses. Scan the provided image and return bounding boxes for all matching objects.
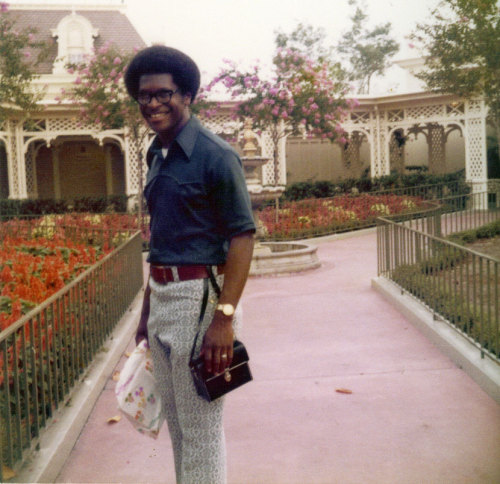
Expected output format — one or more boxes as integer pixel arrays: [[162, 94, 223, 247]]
[[137, 89, 179, 106]]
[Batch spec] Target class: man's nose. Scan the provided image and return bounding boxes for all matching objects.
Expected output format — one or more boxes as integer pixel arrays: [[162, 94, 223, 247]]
[[147, 95, 161, 107]]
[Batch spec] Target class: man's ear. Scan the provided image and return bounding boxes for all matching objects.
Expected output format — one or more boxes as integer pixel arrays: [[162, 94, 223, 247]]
[[183, 92, 192, 106]]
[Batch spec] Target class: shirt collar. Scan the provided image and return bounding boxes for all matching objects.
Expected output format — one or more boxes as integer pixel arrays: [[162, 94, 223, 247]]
[[149, 116, 200, 162]]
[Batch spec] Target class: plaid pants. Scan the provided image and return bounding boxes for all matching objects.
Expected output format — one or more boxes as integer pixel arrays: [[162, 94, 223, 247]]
[[148, 275, 241, 484]]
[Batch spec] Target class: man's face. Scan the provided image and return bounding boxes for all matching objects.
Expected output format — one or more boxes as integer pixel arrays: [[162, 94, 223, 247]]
[[138, 73, 191, 144]]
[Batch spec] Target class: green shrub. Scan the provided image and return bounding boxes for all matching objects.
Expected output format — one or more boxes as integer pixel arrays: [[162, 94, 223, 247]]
[[282, 169, 469, 202], [476, 220, 500, 239], [447, 220, 500, 246], [391, 223, 499, 357], [419, 249, 466, 274], [391, 264, 488, 346], [0, 195, 130, 219]]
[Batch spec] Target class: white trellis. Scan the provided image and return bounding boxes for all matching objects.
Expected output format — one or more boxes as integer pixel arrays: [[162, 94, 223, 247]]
[[7, 115, 130, 199], [342, 96, 488, 191], [202, 110, 286, 186], [1, 95, 490, 201]]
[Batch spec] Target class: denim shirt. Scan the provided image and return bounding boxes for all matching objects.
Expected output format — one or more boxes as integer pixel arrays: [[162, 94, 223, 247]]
[[144, 116, 255, 265]]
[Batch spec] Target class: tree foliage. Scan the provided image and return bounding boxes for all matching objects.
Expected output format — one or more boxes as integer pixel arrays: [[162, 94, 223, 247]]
[[275, 23, 335, 65], [412, 0, 500, 136], [337, 0, 399, 94], [61, 42, 147, 212], [62, 43, 142, 135], [0, 2, 49, 122], [198, 28, 354, 183], [274, 23, 348, 88]]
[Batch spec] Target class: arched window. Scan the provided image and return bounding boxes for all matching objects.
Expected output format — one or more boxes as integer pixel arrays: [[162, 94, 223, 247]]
[[51, 12, 98, 73], [67, 21, 86, 64]]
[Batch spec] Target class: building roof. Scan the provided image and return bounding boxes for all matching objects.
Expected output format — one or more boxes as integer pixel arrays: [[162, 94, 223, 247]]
[[5, 6, 146, 74]]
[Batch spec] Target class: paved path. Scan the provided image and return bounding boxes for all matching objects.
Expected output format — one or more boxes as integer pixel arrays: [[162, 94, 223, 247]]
[[56, 231, 500, 484]]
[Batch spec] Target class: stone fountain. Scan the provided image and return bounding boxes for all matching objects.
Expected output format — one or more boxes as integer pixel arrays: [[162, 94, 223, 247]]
[[240, 120, 320, 276]]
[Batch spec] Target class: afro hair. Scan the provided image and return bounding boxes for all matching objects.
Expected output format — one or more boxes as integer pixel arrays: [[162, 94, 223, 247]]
[[125, 45, 200, 102]]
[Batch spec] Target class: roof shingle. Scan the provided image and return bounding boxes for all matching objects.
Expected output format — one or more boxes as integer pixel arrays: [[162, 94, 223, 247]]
[[5, 8, 146, 74]]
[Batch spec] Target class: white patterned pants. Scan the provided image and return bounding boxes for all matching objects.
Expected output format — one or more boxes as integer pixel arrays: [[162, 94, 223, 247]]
[[148, 275, 241, 484]]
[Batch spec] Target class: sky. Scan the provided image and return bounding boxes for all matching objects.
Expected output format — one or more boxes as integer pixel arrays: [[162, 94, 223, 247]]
[[10, 0, 441, 93], [125, 0, 440, 80]]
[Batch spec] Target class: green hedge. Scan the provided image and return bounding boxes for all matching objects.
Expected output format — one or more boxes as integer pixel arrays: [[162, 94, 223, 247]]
[[447, 219, 500, 246], [390, 222, 500, 357], [0, 195, 130, 219], [282, 170, 469, 201]]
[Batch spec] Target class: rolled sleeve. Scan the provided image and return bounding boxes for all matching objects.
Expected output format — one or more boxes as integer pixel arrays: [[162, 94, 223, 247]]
[[212, 149, 256, 240]]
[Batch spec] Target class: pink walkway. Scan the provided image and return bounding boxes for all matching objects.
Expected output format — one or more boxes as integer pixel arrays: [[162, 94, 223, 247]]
[[56, 231, 500, 484]]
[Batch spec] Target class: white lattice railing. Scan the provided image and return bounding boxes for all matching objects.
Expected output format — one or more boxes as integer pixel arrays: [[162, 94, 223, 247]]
[[2, 95, 490, 198]]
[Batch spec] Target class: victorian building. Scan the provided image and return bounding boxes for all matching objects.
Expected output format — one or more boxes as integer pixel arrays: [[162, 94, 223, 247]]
[[0, 3, 492, 204], [0, 3, 145, 201]]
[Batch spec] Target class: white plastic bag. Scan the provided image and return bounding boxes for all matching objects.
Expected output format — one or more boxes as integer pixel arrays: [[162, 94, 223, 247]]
[[115, 340, 163, 439]]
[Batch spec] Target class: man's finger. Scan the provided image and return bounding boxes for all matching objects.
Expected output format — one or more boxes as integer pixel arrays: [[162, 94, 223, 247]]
[[204, 347, 213, 373], [212, 351, 221, 374], [227, 344, 234, 367], [220, 350, 229, 372]]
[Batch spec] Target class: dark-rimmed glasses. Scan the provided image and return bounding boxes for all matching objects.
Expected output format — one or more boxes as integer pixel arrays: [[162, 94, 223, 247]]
[[137, 89, 179, 106]]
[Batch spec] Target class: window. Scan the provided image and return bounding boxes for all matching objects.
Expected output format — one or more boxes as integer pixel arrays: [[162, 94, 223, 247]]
[[52, 13, 98, 73]]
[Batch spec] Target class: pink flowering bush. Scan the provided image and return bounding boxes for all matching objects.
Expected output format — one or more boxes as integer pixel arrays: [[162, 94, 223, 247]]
[[60, 42, 140, 131], [196, 47, 354, 169], [60, 43, 149, 223]]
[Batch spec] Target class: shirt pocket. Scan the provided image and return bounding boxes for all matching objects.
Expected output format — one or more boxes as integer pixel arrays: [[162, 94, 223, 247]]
[[148, 172, 208, 214], [172, 177, 207, 213]]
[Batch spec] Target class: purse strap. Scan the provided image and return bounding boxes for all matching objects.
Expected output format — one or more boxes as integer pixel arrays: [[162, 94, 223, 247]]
[[207, 265, 221, 297], [189, 266, 222, 364]]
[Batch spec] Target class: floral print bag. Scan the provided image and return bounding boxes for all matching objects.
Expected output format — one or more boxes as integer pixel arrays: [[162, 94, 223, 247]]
[[115, 340, 164, 439]]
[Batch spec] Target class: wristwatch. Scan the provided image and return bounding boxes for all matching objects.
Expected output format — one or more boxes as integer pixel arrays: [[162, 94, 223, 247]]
[[216, 303, 235, 316]]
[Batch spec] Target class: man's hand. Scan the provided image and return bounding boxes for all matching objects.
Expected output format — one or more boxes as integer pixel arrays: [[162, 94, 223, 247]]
[[200, 231, 253, 374], [201, 313, 234, 374]]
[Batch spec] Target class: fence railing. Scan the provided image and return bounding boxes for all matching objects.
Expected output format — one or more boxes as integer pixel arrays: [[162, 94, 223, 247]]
[[257, 180, 475, 241], [392, 190, 500, 237], [366, 179, 468, 199], [0, 228, 144, 480], [377, 191, 500, 363]]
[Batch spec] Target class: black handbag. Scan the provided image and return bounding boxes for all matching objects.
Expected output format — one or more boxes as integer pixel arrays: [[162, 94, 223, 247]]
[[190, 339, 252, 402], [189, 268, 253, 402]]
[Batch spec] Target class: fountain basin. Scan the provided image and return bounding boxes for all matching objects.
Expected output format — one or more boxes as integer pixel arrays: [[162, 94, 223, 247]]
[[250, 242, 320, 276]]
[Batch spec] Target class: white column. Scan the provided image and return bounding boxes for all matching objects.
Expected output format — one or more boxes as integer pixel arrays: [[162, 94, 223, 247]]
[[4, 126, 16, 199], [10, 121, 28, 199], [464, 99, 488, 209]]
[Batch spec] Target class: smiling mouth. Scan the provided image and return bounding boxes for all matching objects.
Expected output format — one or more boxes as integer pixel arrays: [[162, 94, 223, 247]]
[[148, 112, 170, 121]]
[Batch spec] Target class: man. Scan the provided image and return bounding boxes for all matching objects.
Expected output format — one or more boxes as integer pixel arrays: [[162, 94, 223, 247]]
[[124, 45, 255, 483]]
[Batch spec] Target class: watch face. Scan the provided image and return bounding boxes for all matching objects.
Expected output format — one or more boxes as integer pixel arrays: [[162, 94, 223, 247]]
[[222, 304, 235, 316], [217, 303, 235, 316]]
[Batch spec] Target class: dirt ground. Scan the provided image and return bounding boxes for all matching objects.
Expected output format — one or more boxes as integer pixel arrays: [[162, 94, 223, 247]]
[[466, 235, 500, 260]]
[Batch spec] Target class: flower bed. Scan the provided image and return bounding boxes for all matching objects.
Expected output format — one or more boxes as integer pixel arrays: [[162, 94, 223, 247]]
[[0, 235, 112, 333], [0, 221, 144, 472], [0, 213, 141, 333], [258, 193, 424, 240], [1, 212, 142, 236]]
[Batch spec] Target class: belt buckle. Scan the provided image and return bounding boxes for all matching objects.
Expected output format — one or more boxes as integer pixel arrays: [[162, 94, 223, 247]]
[[155, 266, 179, 283], [169, 266, 180, 282]]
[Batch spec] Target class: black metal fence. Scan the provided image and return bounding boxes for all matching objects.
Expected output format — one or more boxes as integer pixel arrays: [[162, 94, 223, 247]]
[[0, 226, 143, 481]]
